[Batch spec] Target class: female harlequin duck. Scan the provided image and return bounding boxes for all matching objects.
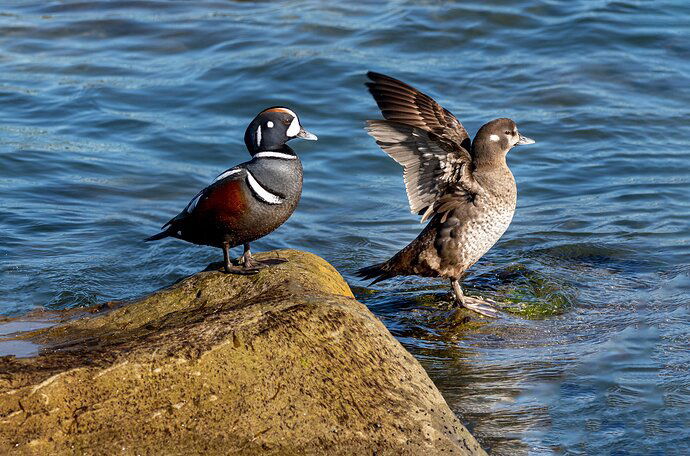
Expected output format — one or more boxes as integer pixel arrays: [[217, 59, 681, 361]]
[[357, 72, 535, 317], [146, 107, 316, 274]]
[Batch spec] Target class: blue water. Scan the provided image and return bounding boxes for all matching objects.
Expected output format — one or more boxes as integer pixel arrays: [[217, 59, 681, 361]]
[[1, 1, 689, 454]]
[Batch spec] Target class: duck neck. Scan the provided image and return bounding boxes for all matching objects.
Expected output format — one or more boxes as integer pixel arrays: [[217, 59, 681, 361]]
[[471, 141, 507, 170], [250, 144, 296, 157]]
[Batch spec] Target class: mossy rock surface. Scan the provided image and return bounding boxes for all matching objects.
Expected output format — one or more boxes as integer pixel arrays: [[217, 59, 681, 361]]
[[0, 250, 485, 456]]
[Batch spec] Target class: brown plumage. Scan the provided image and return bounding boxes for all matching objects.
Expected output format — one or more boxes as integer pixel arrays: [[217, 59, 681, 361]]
[[358, 72, 535, 317]]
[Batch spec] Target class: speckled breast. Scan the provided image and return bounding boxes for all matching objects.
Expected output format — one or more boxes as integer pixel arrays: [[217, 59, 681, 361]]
[[453, 201, 515, 268], [431, 176, 517, 278]]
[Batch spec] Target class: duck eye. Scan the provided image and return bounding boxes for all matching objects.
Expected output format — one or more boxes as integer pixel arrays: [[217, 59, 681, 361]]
[[504, 130, 511, 135]]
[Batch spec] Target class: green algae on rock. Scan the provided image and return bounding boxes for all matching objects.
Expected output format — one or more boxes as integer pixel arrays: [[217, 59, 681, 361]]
[[0, 250, 485, 456]]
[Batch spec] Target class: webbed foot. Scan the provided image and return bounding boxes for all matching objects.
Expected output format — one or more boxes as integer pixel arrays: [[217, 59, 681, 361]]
[[451, 279, 501, 318], [238, 243, 288, 269], [458, 295, 501, 318], [221, 242, 260, 275], [222, 264, 260, 275]]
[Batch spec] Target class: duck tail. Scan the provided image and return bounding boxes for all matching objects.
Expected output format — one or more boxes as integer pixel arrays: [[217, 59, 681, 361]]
[[144, 228, 172, 242], [356, 261, 397, 285]]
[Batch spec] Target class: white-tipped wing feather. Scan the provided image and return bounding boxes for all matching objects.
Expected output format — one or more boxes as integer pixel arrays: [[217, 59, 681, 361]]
[[365, 72, 483, 223], [366, 120, 479, 222]]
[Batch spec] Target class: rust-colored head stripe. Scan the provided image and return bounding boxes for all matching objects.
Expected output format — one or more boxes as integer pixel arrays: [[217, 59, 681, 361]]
[[264, 108, 291, 114], [262, 107, 297, 119]]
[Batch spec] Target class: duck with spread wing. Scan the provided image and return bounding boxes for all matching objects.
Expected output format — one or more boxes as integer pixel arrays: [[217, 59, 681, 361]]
[[357, 72, 535, 317]]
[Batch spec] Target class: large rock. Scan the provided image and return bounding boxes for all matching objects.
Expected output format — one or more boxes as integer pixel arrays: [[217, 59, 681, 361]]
[[0, 250, 485, 455]]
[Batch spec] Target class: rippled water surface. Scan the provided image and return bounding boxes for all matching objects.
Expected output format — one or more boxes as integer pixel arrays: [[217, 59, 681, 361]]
[[1, 1, 689, 454]]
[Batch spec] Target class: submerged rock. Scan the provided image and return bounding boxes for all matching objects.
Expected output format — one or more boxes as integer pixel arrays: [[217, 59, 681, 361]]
[[0, 250, 485, 455]]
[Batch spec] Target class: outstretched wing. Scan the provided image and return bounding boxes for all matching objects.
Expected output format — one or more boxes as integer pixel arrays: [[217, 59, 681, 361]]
[[366, 121, 479, 222], [366, 71, 471, 152], [365, 72, 480, 222]]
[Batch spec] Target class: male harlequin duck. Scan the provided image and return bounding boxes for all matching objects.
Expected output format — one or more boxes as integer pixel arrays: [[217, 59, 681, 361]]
[[146, 107, 316, 274], [357, 72, 535, 317]]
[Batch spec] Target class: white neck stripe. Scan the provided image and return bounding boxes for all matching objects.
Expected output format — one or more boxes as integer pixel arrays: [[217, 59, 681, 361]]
[[254, 151, 297, 160], [256, 125, 262, 147], [246, 170, 283, 204]]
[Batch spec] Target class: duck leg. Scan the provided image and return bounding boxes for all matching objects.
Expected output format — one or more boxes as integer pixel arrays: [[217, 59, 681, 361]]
[[451, 279, 500, 318], [221, 242, 259, 275], [239, 243, 288, 269]]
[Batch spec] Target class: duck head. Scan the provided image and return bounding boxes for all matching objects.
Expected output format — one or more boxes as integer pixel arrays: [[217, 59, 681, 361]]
[[472, 118, 534, 166], [244, 107, 317, 155]]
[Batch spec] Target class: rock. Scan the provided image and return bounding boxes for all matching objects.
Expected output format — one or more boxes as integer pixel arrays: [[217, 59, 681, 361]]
[[0, 250, 485, 455]]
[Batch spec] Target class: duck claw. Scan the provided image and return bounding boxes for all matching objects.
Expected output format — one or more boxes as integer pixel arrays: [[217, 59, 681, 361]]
[[242, 258, 269, 269], [221, 265, 260, 275]]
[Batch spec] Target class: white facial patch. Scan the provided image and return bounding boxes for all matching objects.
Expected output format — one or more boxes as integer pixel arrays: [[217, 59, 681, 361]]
[[213, 168, 242, 183], [253, 151, 297, 160], [256, 125, 262, 147], [245, 170, 283, 204], [286, 115, 300, 137], [489, 134, 500, 142], [266, 121, 274, 128]]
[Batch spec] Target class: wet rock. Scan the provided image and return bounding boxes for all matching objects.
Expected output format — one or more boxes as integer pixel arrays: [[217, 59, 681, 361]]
[[0, 250, 485, 455]]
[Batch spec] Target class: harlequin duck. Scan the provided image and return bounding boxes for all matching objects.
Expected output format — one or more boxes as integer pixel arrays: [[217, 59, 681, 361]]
[[146, 107, 317, 274], [357, 72, 535, 317]]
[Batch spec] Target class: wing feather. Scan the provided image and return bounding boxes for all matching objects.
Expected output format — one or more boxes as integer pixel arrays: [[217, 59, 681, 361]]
[[366, 121, 478, 222], [366, 71, 472, 152], [365, 72, 484, 221], [162, 167, 246, 229]]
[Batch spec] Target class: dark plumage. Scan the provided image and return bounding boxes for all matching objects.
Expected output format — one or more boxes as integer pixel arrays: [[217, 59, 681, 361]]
[[358, 72, 535, 317], [146, 107, 317, 274]]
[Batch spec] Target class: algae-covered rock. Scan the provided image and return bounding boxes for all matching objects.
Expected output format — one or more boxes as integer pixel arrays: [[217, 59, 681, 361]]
[[0, 250, 485, 455]]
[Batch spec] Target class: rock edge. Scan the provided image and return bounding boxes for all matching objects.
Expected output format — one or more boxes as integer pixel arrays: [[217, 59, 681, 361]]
[[0, 249, 485, 456]]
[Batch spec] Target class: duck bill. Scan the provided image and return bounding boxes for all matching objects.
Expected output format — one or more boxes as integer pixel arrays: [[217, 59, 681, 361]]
[[516, 134, 535, 145], [296, 127, 318, 141]]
